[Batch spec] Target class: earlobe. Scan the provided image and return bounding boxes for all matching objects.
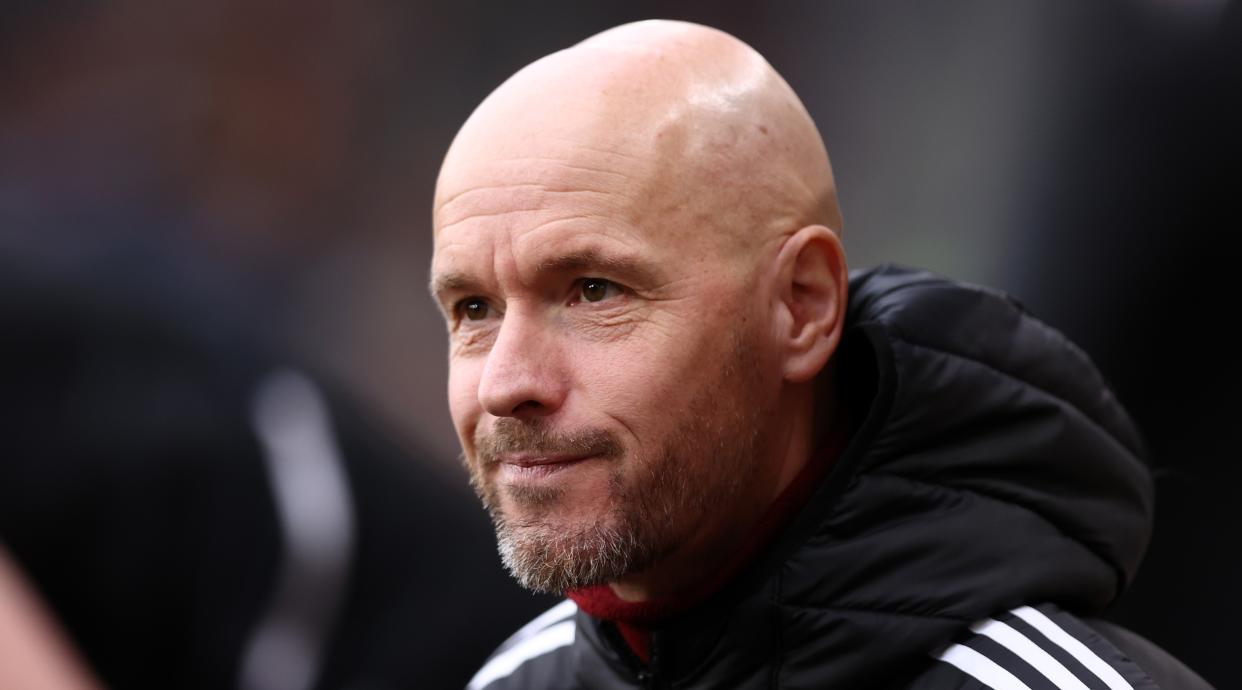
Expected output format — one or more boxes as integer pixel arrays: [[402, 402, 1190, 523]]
[[776, 225, 847, 383]]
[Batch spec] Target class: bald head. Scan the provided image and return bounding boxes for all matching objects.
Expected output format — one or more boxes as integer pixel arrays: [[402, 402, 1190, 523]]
[[434, 20, 841, 254]]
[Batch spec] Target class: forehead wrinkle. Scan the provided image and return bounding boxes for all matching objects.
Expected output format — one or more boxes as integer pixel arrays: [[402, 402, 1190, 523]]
[[430, 223, 500, 282], [509, 213, 645, 255], [437, 200, 599, 238], [437, 202, 636, 250], [437, 185, 627, 232], [436, 146, 645, 201], [435, 154, 644, 233], [439, 156, 634, 208], [499, 154, 638, 179]]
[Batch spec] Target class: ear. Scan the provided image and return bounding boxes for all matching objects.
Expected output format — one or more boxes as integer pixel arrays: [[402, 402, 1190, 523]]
[[773, 225, 848, 383]]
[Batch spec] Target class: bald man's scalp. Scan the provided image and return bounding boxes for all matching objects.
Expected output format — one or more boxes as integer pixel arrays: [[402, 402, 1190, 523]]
[[434, 20, 842, 259]]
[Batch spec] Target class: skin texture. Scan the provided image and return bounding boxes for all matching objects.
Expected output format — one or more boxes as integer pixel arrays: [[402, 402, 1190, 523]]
[[430, 20, 848, 601]]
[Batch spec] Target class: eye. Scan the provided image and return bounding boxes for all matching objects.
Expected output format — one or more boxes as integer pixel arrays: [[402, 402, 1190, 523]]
[[579, 278, 621, 303], [456, 297, 490, 321]]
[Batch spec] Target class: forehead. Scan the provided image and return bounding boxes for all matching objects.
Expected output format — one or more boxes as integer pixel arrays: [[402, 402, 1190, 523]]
[[435, 118, 654, 213], [436, 144, 643, 227], [432, 142, 669, 272]]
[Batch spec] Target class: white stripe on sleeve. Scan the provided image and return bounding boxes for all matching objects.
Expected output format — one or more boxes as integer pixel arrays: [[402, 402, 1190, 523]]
[[1011, 606, 1135, 690], [935, 643, 1035, 690], [971, 618, 1091, 690], [467, 620, 576, 690]]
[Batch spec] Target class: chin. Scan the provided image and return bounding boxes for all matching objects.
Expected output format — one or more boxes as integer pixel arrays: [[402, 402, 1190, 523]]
[[499, 485, 612, 530], [494, 504, 640, 594]]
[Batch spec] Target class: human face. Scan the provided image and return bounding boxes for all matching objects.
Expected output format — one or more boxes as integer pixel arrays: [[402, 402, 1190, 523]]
[[430, 148, 778, 593]]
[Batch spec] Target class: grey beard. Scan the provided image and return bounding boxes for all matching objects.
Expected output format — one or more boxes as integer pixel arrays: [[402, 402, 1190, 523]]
[[491, 508, 645, 593]]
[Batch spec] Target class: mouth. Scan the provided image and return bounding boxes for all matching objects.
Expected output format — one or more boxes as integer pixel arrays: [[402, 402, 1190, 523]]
[[497, 454, 598, 482]]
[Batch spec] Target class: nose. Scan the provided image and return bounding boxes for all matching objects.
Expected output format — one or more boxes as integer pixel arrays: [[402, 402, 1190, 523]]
[[477, 311, 568, 420]]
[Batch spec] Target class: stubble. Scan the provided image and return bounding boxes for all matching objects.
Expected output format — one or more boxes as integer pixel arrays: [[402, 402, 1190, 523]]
[[466, 329, 767, 594]]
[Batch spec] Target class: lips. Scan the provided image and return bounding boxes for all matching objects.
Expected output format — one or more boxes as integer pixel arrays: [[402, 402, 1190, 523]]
[[497, 454, 597, 481], [501, 453, 591, 468]]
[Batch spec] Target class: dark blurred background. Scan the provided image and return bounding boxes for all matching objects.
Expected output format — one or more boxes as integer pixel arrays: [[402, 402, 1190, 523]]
[[1, 1, 1237, 688]]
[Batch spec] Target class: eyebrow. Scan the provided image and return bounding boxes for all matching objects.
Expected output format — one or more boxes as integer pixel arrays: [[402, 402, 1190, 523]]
[[428, 248, 658, 302], [535, 249, 655, 283], [428, 271, 479, 303], [427, 270, 484, 311]]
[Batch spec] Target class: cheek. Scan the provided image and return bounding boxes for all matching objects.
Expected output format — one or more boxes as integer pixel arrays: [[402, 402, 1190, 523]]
[[572, 323, 729, 435], [447, 360, 483, 446]]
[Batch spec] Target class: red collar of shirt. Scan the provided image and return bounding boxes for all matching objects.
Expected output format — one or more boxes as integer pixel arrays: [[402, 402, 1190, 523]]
[[567, 419, 849, 662]]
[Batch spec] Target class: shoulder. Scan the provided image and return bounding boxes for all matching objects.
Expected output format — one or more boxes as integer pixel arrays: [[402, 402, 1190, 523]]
[[467, 599, 580, 690], [906, 604, 1212, 690]]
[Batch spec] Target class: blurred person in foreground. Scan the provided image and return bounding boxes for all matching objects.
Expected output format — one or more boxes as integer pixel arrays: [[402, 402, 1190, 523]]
[[0, 263, 534, 690], [429, 20, 1210, 690]]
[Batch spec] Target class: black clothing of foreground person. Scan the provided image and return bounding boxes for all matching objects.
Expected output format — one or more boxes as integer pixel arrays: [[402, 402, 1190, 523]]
[[428, 20, 1211, 690], [0, 263, 550, 690]]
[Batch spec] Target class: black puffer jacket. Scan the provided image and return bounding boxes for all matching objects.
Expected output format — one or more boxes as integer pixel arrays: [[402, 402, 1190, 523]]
[[467, 266, 1210, 689]]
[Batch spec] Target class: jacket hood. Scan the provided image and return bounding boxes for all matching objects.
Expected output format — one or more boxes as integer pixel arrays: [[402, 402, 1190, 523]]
[[578, 265, 1155, 688]]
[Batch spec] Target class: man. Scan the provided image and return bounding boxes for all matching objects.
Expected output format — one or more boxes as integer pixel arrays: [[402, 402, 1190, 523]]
[[430, 20, 1210, 690]]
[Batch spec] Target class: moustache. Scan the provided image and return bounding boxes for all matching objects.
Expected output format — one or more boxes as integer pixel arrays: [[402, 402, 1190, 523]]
[[475, 419, 624, 467]]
